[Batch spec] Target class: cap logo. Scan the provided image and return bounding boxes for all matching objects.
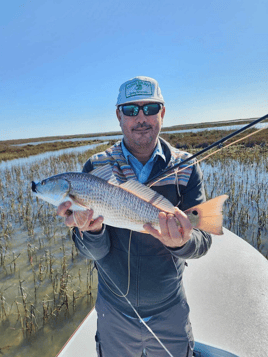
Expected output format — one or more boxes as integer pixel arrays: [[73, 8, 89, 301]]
[[125, 80, 152, 98]]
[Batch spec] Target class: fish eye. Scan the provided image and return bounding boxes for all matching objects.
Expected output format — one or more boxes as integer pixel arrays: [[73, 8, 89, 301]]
[[41, 180, 46, 186], [192, 210, 198, 216]]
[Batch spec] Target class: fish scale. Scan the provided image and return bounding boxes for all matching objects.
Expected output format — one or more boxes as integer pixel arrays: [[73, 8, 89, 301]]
[[67, 173, 160, 231]]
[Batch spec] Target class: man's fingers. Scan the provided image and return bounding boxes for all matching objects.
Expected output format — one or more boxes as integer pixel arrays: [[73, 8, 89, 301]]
[[143, 223, 161, 239], [57, 201, 72, 217], [144, 212, 182, 244], [174, 208, 193, 236], [158, 212, 169, 239], [88, 216, 104, 232], [144, 209, 193, 248], [167, 214, 181, 240], [57, 202, 104, 232]]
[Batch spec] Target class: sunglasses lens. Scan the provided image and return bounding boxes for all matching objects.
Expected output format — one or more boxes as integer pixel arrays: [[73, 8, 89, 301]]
[[121, 103, 161, 116], [144, 103, 161, 115], [122, 105, 139, 116]]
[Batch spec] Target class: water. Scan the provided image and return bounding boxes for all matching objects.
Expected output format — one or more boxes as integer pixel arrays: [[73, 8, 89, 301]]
[[11, 136, 122, 147], [0, 142, 108, 170], [162, 122, 267, 135], [11, 123, 267, 147]]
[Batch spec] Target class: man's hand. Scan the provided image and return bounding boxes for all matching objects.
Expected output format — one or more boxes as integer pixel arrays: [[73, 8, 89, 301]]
[[143, 207, 193, 248], [57, 201, 104, 233]]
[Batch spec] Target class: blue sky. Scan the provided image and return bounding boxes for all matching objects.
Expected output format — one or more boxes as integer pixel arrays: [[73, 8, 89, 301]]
[[1, 0, 267, 141]]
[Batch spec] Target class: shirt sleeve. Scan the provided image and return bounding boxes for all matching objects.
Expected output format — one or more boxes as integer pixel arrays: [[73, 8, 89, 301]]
[[167, 229, 212, 259], [72, 226, 111, 261], [168, 161, 212, 259], [178, 161, 207, 211]]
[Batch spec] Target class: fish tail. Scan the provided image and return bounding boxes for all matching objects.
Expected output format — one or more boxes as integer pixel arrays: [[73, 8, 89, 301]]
[[185, 195, 228, 235]]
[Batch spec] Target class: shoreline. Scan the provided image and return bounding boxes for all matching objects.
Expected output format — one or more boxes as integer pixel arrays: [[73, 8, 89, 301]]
[[0, 118, 267, 163], [0, 117, 261, 145]]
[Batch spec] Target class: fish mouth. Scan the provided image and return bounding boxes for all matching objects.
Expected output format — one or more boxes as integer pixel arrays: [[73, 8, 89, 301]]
[[31, 181, 37, 193]]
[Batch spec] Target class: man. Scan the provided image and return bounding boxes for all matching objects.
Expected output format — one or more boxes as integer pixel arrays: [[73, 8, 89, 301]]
[[57, 76, 212, 357]]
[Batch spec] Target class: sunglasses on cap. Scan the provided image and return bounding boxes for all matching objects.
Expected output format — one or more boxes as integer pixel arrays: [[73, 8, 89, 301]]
[[118, 103, 163, 117]]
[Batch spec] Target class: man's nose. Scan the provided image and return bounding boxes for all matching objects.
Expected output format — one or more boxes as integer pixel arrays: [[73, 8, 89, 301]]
[[135, 109, 147, 122]]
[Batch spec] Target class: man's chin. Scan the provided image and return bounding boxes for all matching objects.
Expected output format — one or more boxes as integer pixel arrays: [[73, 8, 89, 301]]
[[134, 137, 153, 148]]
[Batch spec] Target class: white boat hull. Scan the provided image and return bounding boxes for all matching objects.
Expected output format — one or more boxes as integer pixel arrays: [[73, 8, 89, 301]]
[[57, 228, 268, 357]]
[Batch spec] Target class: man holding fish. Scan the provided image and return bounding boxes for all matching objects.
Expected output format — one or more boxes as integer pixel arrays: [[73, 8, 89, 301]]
[[55, 76, 216, 357]]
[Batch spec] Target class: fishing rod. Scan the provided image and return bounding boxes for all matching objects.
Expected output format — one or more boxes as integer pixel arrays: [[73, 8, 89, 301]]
[[146, 113, 268, 186]]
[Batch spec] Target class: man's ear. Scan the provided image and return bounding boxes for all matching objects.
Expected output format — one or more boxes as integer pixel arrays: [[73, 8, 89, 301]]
[[116, 108, 121, 124], [161, 106, 165, 125]]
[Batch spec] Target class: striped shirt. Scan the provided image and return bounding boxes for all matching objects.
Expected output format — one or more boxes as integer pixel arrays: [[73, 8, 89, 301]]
[[121, 140, 166, 184]]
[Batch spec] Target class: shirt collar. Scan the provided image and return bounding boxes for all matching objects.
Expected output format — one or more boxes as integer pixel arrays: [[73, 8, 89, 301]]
[[121, 139, 166, 164]]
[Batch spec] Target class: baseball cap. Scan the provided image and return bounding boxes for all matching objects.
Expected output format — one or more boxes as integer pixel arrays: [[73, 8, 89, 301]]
[[116, 76, 165, 106]]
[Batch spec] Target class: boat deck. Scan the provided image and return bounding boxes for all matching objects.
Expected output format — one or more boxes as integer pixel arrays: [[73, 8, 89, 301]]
[[57, 228, 268, 357]]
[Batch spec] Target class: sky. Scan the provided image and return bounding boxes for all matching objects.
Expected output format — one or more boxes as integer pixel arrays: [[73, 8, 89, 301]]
[[0, 0, 268, 141]]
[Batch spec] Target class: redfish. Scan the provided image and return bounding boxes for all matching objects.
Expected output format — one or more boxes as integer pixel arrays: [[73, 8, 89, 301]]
[[31, 165, 228, 235]]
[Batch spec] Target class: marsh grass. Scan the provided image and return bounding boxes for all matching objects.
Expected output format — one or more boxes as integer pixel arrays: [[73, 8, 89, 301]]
[[201, 154, 268, 257], [0, 145, 111, 356], [161, 127, 268, 151], [0, 140, 105, 162], [0, 129, 267, 356]]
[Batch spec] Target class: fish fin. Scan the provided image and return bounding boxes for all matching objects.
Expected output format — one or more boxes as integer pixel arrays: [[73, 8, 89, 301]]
[[119, 180, 175, 214], [68, 194, 88, 210], [185, 195, 228, 235]]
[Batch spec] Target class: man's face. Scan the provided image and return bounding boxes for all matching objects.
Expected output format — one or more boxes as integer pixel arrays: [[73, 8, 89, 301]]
[[116, 101, 165, 153]]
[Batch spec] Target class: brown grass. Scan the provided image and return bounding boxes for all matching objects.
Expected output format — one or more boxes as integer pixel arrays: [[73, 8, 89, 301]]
[[161, 128, 268, 154], [0, 140, 104, 162]]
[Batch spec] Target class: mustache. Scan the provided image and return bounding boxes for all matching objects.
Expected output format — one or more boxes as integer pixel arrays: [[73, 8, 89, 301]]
[[133, 123, 152, 130]]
